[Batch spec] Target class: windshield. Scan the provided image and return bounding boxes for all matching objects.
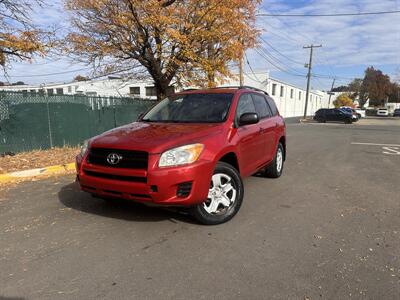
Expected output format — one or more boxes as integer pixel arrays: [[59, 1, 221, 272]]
[[142, 93, 233, 123]]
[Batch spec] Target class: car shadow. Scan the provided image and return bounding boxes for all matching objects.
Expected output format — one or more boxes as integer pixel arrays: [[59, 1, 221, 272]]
[[58, 182, 196, 224]]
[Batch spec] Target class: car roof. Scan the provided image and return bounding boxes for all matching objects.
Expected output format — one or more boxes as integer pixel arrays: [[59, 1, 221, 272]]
[[175, 86, 269, 97]]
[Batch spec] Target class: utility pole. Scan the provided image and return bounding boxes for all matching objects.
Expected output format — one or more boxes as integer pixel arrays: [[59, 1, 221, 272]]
[[327, 78, 336, 108], [239, 50, 244, 86], [303, 44, 322, 119], [239, 38, 244, 86]]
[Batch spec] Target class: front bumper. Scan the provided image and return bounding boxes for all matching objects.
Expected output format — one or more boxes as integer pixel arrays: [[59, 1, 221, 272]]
[[76, 154, 214, 206]]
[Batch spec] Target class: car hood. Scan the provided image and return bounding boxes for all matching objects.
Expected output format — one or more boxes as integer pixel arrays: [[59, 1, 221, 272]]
[[89, 122, 223, 153]]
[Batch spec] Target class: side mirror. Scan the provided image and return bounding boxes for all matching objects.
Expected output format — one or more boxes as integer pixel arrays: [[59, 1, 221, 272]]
[[239, 113, 259, 126], [137, 112, 145, 121]]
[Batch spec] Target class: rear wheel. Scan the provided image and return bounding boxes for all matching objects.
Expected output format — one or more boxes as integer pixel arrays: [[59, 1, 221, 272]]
[[265, 143, 285, 178], [191, 162, 243, 225]]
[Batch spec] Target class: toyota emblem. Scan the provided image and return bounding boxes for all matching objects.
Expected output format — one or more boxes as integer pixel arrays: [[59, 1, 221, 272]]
[[107, 153, 122, 165]]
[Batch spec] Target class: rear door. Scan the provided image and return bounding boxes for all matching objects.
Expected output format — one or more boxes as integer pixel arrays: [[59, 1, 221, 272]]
[[235, 93, 265, 174], [251, 93, 276, 165], [326, 109, 335, 121], [333, 109, 344, 121]]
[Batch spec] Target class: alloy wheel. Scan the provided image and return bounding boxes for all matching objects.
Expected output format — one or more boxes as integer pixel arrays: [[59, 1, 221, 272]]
[[203, 173, 237, 215]]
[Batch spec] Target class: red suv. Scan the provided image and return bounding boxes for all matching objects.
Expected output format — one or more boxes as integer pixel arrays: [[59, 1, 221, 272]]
[[76, 86, 286, 224]]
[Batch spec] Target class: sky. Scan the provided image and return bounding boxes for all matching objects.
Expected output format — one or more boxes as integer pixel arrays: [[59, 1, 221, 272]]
[[1, 0, 399, 91]]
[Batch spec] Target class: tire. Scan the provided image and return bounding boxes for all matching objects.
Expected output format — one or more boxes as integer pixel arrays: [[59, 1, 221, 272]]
[[265, 143, 285, 178], [190, 162, 244, 225]]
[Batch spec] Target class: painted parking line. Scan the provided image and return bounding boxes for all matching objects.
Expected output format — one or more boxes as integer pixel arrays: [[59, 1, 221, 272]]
[[351, 142, 400, 156], [351, 142, 400, 147]]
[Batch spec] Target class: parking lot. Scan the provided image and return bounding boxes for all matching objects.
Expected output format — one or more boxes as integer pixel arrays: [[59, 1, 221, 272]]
[[1, 118, 400, 299]]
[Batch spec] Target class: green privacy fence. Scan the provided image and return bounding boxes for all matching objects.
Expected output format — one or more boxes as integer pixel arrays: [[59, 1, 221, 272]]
[[0, 91, 157, 153]]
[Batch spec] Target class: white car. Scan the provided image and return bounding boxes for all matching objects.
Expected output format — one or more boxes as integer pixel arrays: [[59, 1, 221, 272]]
[[355, 108, 366, 118], [377, 108, 389, 117]]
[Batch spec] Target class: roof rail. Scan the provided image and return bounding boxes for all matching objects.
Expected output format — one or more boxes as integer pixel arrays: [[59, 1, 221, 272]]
[[181, 85, 269, 96], [215, 85, 269, 96]]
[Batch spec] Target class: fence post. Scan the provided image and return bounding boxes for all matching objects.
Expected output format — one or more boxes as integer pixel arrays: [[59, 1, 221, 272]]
[[46, 94, 53, 148], [112, 97, 117, 128]]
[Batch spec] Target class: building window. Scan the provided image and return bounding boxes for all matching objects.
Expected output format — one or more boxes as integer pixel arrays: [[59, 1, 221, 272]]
[[47, 89, 54, 96], [299, 91, 302, 100], [130, 86, 141, 96], [68, 86, 72, 93], [290, 89, 294, 99], [272, 84, 277, 96], [280, 86, 284, 97], [56, 88, 64, 95], [145, 86, 157, 97]]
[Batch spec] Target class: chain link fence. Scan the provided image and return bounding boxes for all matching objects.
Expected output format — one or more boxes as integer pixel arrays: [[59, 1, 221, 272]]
[[0, 91, 156, 154]]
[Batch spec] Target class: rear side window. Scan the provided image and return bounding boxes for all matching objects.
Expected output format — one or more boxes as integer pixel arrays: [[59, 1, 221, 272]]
[[236, 94, 256, 118], [251, 94, 272, 118], [266, 96, 278, 116], [318, 109, 332, 116]]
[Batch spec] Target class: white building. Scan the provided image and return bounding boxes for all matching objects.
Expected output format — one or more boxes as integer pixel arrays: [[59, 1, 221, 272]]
[[222, 72, 329, 118], [0, 71, 331, 118], [0, 76, 159, 99]]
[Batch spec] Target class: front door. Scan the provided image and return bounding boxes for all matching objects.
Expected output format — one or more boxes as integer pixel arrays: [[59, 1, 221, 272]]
[[235, 93, 265, 175]]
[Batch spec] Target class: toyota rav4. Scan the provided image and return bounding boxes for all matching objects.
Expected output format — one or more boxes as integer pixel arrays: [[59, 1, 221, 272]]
[[76, 86, 286, 225]]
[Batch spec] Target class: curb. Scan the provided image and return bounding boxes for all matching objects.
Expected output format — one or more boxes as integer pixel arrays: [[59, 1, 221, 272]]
[[0, 162, 75, 183]]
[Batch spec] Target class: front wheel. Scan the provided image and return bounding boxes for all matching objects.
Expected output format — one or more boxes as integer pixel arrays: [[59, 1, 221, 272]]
[[191, 162, 244, 225]]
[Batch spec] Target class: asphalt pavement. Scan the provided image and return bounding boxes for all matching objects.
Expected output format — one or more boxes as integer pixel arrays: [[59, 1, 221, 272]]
[[1, 118, 400, 299]]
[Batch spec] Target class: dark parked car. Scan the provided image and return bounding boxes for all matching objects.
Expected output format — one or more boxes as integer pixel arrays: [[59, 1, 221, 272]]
[[340, 107, 359, 122], [393, 109, 400, 117], [314, 108, 353, 124]]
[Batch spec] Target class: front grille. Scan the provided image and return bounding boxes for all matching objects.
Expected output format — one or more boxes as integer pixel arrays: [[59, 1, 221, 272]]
[[177, 182, 193, 198], [87, 148, 148, 169], [84, 170, 147, 183]]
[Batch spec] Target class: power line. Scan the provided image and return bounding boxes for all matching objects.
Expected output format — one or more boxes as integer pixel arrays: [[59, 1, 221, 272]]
[[0, 67, 92, 78], [261, 13, 340, 82], [259, 36, 304, 65], [244, 53, 264, 83], [257, 10, 400, 17], [257, 43, 307, 76], [254, 48, 306, 78]]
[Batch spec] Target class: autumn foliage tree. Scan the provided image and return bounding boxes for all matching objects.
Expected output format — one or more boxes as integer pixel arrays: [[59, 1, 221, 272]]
[[65, 0, 260, 100], [0, 0, 50, 68], [360, 67, 392, 107], [333, 94, 353, 108]]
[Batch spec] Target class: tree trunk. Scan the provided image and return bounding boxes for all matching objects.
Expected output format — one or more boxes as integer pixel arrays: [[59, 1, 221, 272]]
[[153, 77, 170, 101]]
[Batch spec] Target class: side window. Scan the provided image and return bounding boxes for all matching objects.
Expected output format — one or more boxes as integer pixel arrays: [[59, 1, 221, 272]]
[[236, 94, 256, 119], [266, 96, 278, 116], [251, 94, 272, 119]]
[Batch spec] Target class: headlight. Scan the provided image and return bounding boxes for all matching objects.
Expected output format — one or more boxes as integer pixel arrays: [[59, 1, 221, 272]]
[[159, 144, 204, 167], [80, 140, 89, 157]]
